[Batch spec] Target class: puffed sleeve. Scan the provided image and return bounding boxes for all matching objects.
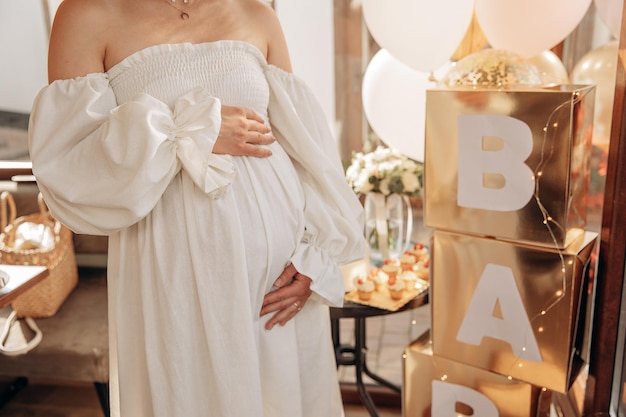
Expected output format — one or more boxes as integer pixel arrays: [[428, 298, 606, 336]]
[[265, 66, 366, 306], [28, 74, 235, 236]]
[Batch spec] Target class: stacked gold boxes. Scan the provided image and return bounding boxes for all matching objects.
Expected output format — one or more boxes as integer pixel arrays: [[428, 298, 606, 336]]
[[405, 85, 598, 416]]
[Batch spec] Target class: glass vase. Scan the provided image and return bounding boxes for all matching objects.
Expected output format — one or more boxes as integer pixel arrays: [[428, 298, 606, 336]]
[[363, 193, 413, 264]]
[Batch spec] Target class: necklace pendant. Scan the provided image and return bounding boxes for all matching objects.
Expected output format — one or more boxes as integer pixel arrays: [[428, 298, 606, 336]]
[[180, 11, 190, 19]]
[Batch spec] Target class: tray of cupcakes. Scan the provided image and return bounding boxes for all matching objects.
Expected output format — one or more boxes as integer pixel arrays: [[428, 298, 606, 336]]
[[344, 243, 430, 311]]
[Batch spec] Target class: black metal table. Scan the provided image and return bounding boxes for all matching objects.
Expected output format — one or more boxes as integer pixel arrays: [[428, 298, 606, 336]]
[[330, 290, 429, 417]]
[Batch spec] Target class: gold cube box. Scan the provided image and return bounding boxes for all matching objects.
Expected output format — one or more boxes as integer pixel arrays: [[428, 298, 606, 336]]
[[424, 85, 595, 249], [404, 330, 551, 417], [431, 230, 597, 393]]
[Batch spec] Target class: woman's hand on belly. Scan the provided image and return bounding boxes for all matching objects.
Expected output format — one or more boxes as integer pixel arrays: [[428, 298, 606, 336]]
[[260, 263, 312, 330], [212, 105, 276, 157]]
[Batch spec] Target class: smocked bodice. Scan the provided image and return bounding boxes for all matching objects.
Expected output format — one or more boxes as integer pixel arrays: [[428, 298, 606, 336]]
[[107, 41, 270, 122]]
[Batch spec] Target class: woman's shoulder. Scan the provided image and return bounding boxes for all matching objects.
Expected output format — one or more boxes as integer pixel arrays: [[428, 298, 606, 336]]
[[236, 0, 281, 34], [236, 0, 292, 72], [238, 0, 276, 15], [53, 0, 117, 26], [49, 0, 126, 80], [52, 0, 128, 46]]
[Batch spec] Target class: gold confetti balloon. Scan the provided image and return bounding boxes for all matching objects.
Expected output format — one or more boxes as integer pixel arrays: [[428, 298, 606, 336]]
[[439, 48, 543, 88]]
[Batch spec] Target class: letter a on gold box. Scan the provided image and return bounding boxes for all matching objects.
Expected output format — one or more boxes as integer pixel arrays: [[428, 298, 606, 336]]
[[424, 85, 595, 249], [404, 331, 551, 417], [431, 230, 597, 393]]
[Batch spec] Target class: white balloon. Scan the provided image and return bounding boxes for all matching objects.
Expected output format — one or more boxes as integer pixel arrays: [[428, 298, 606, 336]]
[[594, 0, 622, 39], [362, 49, 450, 162], [362, 0, 473, 72], [571, 40, 619, 148], [475, 0, 592, 58]]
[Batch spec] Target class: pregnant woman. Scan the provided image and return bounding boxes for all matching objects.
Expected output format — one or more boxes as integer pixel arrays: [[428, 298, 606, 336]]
[[28, 1, 365, 416]]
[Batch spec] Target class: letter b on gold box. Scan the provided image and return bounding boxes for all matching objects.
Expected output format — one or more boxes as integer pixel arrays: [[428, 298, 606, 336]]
[[424, 85, 595, 248]]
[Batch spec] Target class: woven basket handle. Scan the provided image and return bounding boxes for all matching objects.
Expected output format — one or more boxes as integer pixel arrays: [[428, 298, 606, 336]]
[[0, 191, 17, 231], [37, 193, 48, 216], [36, 193, 62, 234]]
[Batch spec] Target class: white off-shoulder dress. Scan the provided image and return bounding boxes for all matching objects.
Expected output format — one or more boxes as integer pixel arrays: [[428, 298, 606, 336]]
[[28, 41, 365, 417]]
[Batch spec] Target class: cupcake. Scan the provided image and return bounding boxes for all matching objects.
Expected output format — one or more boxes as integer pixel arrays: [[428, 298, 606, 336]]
[[354, 276, 375, 301], [387, 276, 405, 300], [369, 268, 388, 292], [399, 270, 418, 291], [381, 264, 400, 282], [409, 243, 429, 262], [417, 258, 430, 281], [399, 253, 417, 272]]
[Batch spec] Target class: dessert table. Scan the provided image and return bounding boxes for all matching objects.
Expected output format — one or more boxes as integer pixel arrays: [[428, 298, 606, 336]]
[[330, 290, 429, 417]]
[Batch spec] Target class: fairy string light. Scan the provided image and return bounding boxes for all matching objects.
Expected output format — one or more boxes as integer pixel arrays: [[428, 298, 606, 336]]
[[505, 88, 593, 378]]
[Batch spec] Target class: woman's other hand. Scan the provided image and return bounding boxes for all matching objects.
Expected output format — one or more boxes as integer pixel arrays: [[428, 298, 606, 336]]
[[212, 105, 275, 157], [260, 263, 313, 330]]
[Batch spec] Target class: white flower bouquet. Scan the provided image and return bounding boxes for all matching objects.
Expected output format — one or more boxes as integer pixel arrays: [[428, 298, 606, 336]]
[[345, 145, 423, 197]]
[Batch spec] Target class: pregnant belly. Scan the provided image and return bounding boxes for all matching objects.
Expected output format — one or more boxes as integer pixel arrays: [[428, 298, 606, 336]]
[[231, 144, 305, 294]]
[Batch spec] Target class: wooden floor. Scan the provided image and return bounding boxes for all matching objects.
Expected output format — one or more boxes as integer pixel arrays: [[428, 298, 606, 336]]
[[0, 378, 401, 417], [0, 379, 105, 417]]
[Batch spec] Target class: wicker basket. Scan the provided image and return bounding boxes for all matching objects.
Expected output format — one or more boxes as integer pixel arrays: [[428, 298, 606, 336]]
[[0, 192, 78, 318]]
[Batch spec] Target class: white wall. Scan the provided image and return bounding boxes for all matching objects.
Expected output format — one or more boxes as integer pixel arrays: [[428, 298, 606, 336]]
[[274, 0, 336, 130], [0, 1, 52, 113]]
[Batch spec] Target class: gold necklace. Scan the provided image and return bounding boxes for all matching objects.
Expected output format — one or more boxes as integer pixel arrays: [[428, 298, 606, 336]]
[[164, 0, 192, 20]]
